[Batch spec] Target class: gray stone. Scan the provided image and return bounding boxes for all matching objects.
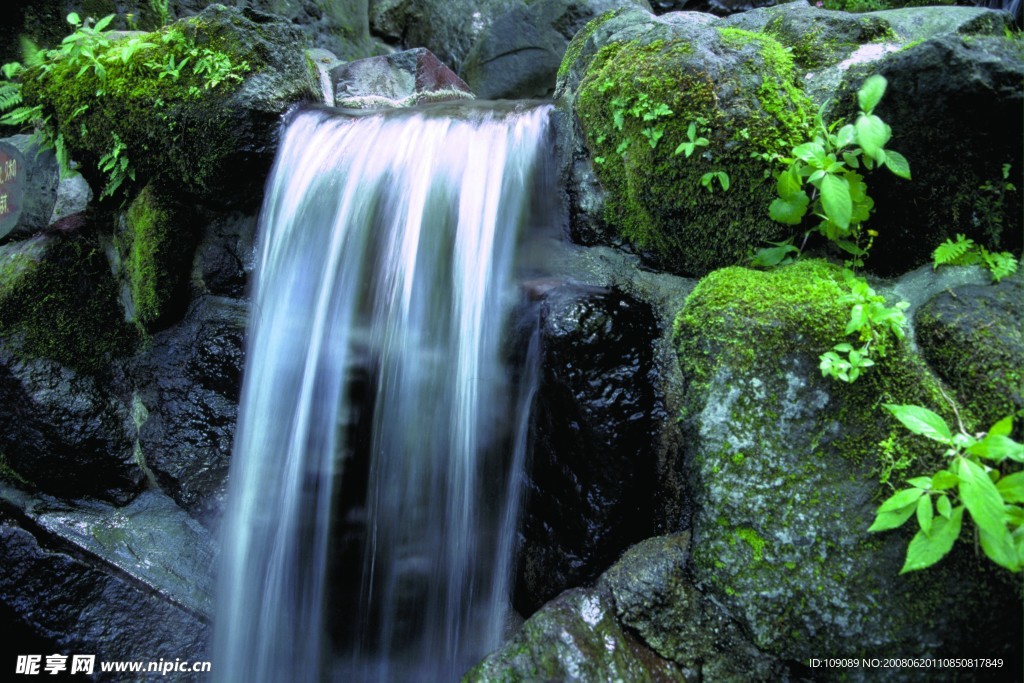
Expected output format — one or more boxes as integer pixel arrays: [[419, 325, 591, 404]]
[[462, 0, 646, 100], [1, 135, 59, 241], [48, 173, 92, 225], [331, 47, 474, 108]]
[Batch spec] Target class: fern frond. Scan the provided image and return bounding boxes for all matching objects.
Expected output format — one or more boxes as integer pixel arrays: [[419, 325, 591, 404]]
[[932, 234, 976, 267], [0, 82, 22, 112], [982, 249, 1019, 282]]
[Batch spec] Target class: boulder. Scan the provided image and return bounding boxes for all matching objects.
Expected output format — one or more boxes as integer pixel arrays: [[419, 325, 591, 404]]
[[515, 284, 669, 614], [914, 273, 1023, 431], [0, 517, 209, 678], [671, 259, 1022, 670], [330, 47, 474, 108], [464, 586, 685, 681], [555, 7, 815, 276], [21, 5, 322, 207], [461, 0, 646, 100]]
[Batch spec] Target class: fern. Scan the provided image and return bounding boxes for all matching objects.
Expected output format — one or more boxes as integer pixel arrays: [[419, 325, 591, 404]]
[[982, 249, 1019, 282], [932, 234, 977, 266], [933, 234, 1020, 283], [0, 83, 23, 112]]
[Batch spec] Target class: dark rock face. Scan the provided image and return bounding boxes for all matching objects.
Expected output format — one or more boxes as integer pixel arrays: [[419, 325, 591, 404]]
[[461, 0, 645, 100], [0, 354, 139, 504], [465, 586, 686, 682], [651, 0, 778, 14], [840, 33, 1023, 275], [600, 534, 785, 681], [330, 47, 473, 107], [914, 275, 1023, 430], [515, 284, 667, 614], [130, 296, 248, 523], [1, 135, 60, 242], [0, 517, 209, 679]]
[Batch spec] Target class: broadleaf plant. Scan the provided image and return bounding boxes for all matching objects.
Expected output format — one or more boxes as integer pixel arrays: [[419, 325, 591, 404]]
[[870, 406, 1024, 574]]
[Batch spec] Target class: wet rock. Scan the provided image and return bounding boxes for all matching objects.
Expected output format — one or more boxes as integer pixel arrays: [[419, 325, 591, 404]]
[[130, 295, 248, 523], [914, 274, 1023, 430], [331, 47, 474, 108], [600, 533, 786, 681], [0, 516, 208, 679], [194, 210, 257, 299], [464, 586, 685, 682], [0, 349, 139, 504], [515, 284, 668, 614]]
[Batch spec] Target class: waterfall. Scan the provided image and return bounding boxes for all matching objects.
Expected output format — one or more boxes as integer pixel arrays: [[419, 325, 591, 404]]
[[213, 101, 552, 682]]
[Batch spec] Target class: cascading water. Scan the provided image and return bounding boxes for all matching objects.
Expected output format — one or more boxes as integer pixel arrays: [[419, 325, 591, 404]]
[[213, 101, 552, 682]]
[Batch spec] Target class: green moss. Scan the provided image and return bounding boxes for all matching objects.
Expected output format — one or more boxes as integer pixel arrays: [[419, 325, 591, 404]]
[[574, 30, 814, 276], [557, 8, 627, 80], [20, 14, 257, 199], [0, 234, 136, 373], [735, 526, 767, 562], [120, 185, 194, 328]]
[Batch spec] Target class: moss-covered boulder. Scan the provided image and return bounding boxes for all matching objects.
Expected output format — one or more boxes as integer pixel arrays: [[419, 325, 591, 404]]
[[557, 8, 815, 276], [914, 274, 1023, 431], [463, 586, 686, 682], [672, 259, 1021, 669], [21, 5, 320, 206], [0, 229, 136, 373]]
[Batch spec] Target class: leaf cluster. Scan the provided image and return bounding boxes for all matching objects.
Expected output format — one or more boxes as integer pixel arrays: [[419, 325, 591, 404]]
[[933, 234, 1019, 283], [592, 81, 676, 164], [819, 272, 908, 383], [767, 75, 910, 269], [871, 406, 1024, 574]]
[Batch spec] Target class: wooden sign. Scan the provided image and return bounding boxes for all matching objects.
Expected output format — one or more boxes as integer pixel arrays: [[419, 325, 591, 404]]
[[0, 140, 26, 239]]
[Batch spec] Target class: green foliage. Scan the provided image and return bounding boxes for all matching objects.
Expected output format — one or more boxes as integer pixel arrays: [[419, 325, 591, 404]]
[[0, 11, 251, 199], [764, 75, 909, 270], [870, 407, 1024, 574], [932, 234, 1019, 283], [700, 171, 729, 193], [149, 0, 172, 29], [593, 79, 676, 163], [673, 120, 709, 158], [819, 272, 909, 383]]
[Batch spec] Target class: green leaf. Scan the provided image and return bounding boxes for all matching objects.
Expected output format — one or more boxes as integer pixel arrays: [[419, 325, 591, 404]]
[[989, 416, 1015, 438], [835, 124, 856, 149], [769, 192, 809, 225], [793, 142, 826, 165], [936, 494, 952, 519], [958, 457, 1008, 540], [67, 12, 82, 26], [916, 494, 933, 535], [997, 472, 1024, 504], [855, 113, 891, 162], [857, 74, 887, 115], [869, 502, 917, 532], [776, 166, 803, 198], [878, 487, 926, 513], [967, 434, 1024, 464], [820, 173, 852, 229], [845, 304, 867, 335], [900, 505, 963, 573], [883, 404, 953, 444], [907, 476, 932, 489], [979, 526, 1020, 572], [884, 150, 911, 179]]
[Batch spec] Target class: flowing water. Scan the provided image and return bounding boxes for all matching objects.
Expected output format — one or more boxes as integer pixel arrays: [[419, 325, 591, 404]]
[[214, 101, 553, 682]]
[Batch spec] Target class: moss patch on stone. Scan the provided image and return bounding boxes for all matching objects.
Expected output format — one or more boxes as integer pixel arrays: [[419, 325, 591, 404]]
[[119, 185, 195, 329], [574, 28, 815, 276], [0, 234, 136, 374]]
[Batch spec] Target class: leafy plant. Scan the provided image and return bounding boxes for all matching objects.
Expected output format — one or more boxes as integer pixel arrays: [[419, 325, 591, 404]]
[[766, 74, 910, 270], [97, 132, 133, 198], [819, 272, 908, 383], [674, 121, 709, 158], [870, 405, 1023, 574], [593, 81, 676, 162], [700, 170, 729, 193], [933, 234, 1019, 283]]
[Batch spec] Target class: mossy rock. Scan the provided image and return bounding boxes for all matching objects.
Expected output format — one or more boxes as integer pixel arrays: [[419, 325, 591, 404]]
[[560, 9, 816, 276], [463, 586, 685, 682], [914, 275, 1023, 431], [0, 229, 136, 374], [672, 260, 1021, 672], [21, 5, 320, 206], [117, 184, 196, 330]]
